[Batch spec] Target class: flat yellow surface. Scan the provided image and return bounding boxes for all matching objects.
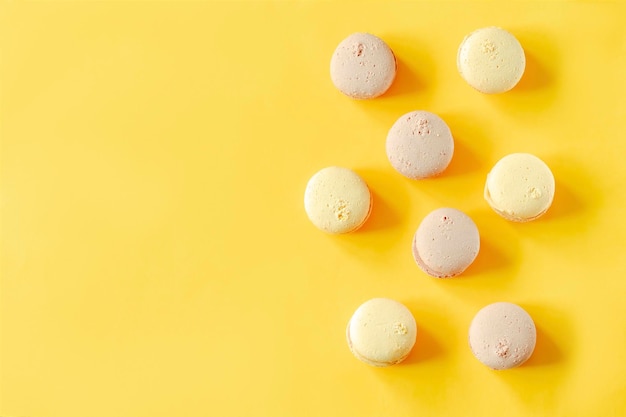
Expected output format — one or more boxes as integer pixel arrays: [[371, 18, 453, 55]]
[[1, 1, 625, 416]]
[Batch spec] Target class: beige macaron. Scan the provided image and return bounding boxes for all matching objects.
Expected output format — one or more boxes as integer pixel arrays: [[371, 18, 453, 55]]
[[346, 298, 417, 366], [484, 153, 555, 222], [304, 167, 372, 234], [412, 208, 480, 278], [330, 32, 397, 99], [457, 27, 526, 94], [386, 111, 455, 179], [469, 302, 537, 370]]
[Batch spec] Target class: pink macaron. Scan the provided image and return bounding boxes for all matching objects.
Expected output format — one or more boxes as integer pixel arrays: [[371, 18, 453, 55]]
[[412, 208, 480, 278], [469, 302, 537, 370], [386, 111, 454, 179], [330, 33, 397, 99]]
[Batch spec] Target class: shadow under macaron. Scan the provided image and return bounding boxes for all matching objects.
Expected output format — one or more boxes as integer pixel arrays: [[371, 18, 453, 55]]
[[515, 48, 552, 91], [358, 187, 401, 233], [327, 168, 412, 261], [382, 57, 424, 99], [398, 299, 453, 366], [494, 304, 573, 409], [541, 179, 585, 222], [443, 112, 495, 174], [489, 31, 560, 115], [518, 304, 572, 368], [523, 323, 562, 367], [509, 156, 599, 240], [401, 112, 494, 210], [379, 35, 437, 100], [349, 35, 437, 117], [461, 235, 512, 278], [442, 138, 484, 178], [401, 325, 442, 365], [354, 168, 411, 233], [438, 209, 522, 287]]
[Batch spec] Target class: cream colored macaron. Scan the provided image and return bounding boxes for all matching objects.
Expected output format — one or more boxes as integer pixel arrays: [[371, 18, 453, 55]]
[[304, 167, 372, 234], [330, 33, 397, 99], [346, 298, 417, 366], [469, 302, 536, 370], [457, 27, 525, 94], [484, 153, 555, 222]]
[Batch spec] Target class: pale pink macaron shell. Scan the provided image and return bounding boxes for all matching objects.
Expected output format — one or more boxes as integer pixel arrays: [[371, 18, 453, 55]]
[[386, 111, 454, 179], [469, 302, 537, 370], [330, 33, 397, 99], [412, 208, 480, 278]]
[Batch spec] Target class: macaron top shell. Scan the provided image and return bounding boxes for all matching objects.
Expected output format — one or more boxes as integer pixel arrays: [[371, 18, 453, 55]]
[[304, 167, 372, 234], [457, 26, 526, 94], [484, 153, 555, 222], [347, 298, 417, 367], [469, 302, 537, 370], [412, 208, 480, 278], [386, 111, 454, 179], [330, 32, 397, 99]]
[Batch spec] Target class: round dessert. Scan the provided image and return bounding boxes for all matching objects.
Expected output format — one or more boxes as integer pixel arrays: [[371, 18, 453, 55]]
[[304, 167, 372, 234], [469, 302, 537, 370], [346, 298, 417, 366], [457, 27, 526, 94], [484, 153, 555, 222], [330, 33, 397, 99], [386, 111, 454, 179], [412, 208, 480, 278]]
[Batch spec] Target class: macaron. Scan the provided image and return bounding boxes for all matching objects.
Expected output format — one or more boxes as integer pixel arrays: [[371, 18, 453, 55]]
[[484, 153, 555, 222], [469, 302, 537, 370], [330, 33, 397, 99], [346, 298, 417, 366], [304, 167, 372, 234], [386, 111, 454, 179], [457, 27, 526, 94], [412, 208, 480, 278]]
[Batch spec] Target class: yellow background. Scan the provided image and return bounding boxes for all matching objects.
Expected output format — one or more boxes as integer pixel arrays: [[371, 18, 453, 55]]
[[1, 1, 625, 416]]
